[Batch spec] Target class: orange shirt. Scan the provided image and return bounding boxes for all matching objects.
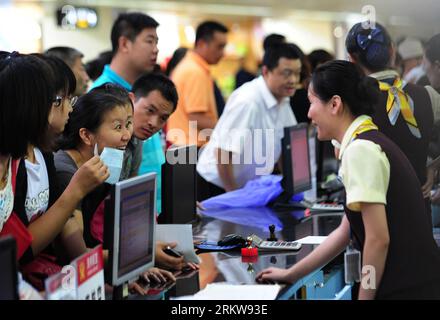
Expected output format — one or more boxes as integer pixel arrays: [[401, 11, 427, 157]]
[[168, 51, 218, 147]]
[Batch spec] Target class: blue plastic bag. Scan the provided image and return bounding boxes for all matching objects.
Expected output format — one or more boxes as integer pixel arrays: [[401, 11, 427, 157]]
[[202, 175, 304, 209]]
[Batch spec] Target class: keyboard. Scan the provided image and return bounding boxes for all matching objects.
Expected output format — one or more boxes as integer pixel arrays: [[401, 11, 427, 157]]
[[249, 234, 302, 251], [282, 200, 344, 212], [310, 203, 344, 212]]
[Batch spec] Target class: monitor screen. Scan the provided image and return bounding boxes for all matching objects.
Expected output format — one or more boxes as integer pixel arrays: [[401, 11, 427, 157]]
[[106, 173, 156, 286], [0, 236, 18, 300], [118, 179, 155, 278], [290, 124, 312, 194], [160, 145, 197, 224], [280, 123, 312, 197]]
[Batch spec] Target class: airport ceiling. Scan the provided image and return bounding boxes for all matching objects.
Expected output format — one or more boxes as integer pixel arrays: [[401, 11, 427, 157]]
[[23, 0, 440, 36]]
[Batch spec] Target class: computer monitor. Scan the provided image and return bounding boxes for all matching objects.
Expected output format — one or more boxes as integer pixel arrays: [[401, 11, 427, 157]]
[[272, 123, 312, 207], [0, 236, 19, 300], [283, 123, 312, 195], [104, 173, 156, 291], [316, 139, 339, 184], [159, 145, 197, 224]]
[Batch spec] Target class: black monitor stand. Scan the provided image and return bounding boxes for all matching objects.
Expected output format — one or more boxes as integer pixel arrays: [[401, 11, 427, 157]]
[[113, 282, 129, 300], [270, 191, 311, 210], [160, 145, 198, 225]]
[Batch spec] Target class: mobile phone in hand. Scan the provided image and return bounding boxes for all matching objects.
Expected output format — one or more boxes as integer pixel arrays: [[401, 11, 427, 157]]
[[163, 246, 183, 258]]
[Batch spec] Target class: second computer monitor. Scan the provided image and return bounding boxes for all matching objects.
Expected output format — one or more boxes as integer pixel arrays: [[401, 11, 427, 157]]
[[160, 145, 197, 224], [282, 123, 312, 196], [104, 173, 156, 287]]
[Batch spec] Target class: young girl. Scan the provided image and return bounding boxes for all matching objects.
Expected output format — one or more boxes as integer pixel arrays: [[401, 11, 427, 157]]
[[0, 52, 109, 290], [257, 60, 440, 299], [55, 83, 134, 249]]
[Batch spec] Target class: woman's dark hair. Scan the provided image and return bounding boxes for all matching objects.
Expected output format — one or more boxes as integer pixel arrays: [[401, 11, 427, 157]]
[[311, 60, 380, 117], [0, 52, 55, 158], [58, 83, 132, 150], [425, 34, 440, 64], [38, 54, 76, 97], [85, 50, 113, 81], [165, 47, 188, 76], [308, 49, 334, 72], [345, 22, 392, 73], [90, 82, 133, 108]]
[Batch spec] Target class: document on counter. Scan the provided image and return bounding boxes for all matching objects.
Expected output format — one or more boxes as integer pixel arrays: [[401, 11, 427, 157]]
[[172, 283, 282, 300], [296, 236, 328, 245], [156, 224, 201, 264]]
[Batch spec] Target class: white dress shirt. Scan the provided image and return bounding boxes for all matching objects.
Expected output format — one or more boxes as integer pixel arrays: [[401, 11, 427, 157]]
[[197, 76, 297, 189]]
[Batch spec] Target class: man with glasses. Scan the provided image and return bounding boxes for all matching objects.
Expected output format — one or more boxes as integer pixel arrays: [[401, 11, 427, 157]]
[[196, 43, 302, 200]]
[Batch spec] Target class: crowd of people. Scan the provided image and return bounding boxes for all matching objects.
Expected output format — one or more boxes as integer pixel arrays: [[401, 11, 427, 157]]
[[1, 10, 440, 299]]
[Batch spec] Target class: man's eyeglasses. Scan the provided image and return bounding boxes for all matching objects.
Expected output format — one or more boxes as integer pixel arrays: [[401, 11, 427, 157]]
[[277, 69, 301, 80], [53, 95, 78, 107]]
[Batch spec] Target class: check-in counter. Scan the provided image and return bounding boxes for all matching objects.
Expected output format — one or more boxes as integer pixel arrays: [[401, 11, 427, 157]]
[[187, 206, 350, 300]]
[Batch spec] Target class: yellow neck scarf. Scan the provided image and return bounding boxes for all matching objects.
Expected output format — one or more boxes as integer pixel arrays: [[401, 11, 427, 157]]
[[379, 78, 421, 139], [351, 117, 379, 142]]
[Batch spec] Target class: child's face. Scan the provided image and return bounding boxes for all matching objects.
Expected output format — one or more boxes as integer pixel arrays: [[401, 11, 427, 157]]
[[92, 104, 133, 154]]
